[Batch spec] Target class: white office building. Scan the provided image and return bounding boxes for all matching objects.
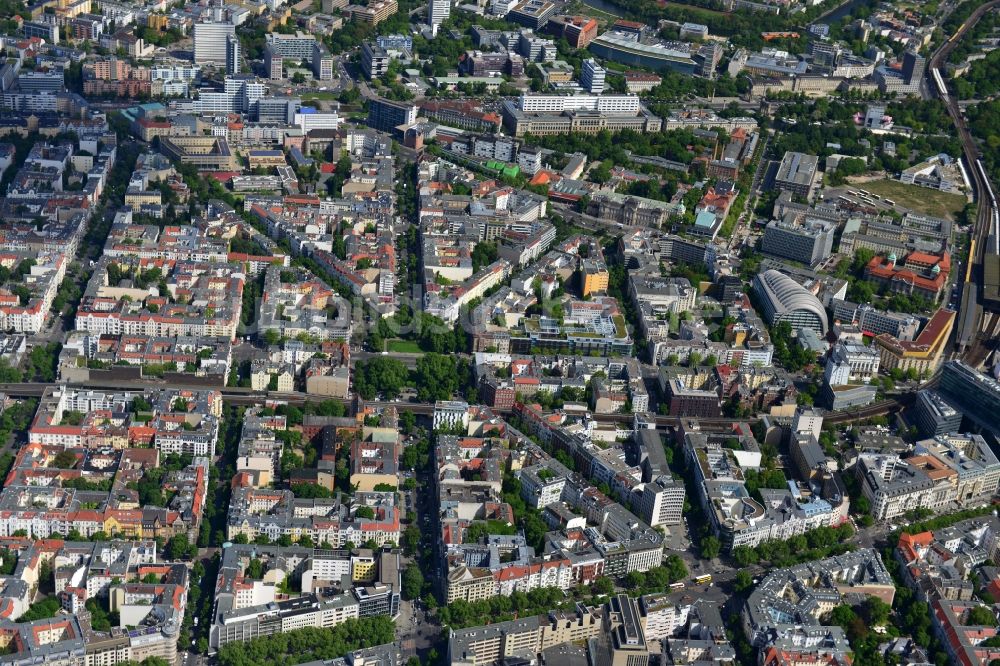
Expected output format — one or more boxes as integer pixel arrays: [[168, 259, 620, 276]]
[[633, 475, 685, 527], [824, 341, 880, 386], [150, 65, 201, 84], [428, 0, 451, 31], [194, 22, 236, 65], [433, 400, 469, 430], [580, 59, 606, 94], [792, 408, 823, 441], [490, 0, 518, 14], [265, 32, 318, 62], [196, 91, 239, 114], [518, 93, 639, 114], [294, 111, 343, 132], [222, 75, 266, 113]]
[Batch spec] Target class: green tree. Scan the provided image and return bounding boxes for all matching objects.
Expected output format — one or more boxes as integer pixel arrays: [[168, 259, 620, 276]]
[[732, 546, 758, 567], [246, 558, 265, 580], [625, 570, 646, 589], [51, 450, 78, 469], [592, 577, 614, 595], [415, 353, 459, 403], [967, 606, 997, 626], [215, 618, 396, 666], [734, 569, 753, 593], [17, 598, 61, 622], [663, 554, 687, 583], [354, 357, 409, 400], [700, 535, 721, 560], [165, 534, 194, 560], [401, 565, 424, 600], [862, 597, 892, 626]]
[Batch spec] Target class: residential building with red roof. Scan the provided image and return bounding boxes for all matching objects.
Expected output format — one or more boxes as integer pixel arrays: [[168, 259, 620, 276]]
[[931, 599, 1000, 666]]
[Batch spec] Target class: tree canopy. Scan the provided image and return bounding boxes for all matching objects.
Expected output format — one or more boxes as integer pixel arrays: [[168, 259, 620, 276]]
[[216, 618, 395, 666]]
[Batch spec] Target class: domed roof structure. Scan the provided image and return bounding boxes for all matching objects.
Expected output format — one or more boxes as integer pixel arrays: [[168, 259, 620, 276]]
[[752, 269, 829, 336]]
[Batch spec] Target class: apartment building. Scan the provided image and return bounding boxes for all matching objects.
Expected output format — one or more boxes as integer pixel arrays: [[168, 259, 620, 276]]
[[225, 488, 401, 547], [75, 256, 244, 341], [210, 544, 400, 648], [742, 549, 893, 651]]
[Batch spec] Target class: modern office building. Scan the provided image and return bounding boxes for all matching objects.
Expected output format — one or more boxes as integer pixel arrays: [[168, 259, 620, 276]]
[[23, 21, 59, 44], [517, 94, 639, 114], [193, 22, 236, 65], [679, 22, 708, 40], [902, 50, 925, 86], [938, 361, 1000, 433], [265, 31, 318, 62], [313, 44, 334, 80], [665, 377, 721, 418], [16, 71, 64, 93], [752, 269, 828, 335], [588, 31, 698, 75], [224, 74, 266, 113], [226, 33, 240, 75], [760, 217, 836, 267], [506, 0, 557, 29], [774, 151, 819, 198], [158, 136, 239, 171], [345, 0, 399, 25], [377, 34, 413, 51], [264, 46, 283, 80], [632, 475, 685, 528], [428, 0, 450, 30], [849, 303, 919, 341], [580, 58, 606, 94], [824, 341, 879, 386], [361, 41, 390, 79], [367, 98, 417, 133], [824, 382, 878, 410], [912, 390, 963, 438], [257, 97, 300, 123], [875, 50, 925, 95]]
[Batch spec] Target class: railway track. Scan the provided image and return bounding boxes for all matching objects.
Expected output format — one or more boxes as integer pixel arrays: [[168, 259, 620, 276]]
[[928, 1, 1000, 359], [964, 311, 1000, 368]]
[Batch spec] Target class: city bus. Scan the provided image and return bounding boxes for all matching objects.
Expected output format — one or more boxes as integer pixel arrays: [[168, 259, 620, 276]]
[[669, 582, 685, 591], [694, 574, 712, 585]]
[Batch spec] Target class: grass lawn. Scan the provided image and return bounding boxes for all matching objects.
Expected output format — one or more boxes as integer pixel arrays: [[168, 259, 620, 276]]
[[854, 179, 968, 220], [387, 339, 423, 353], [661, 0, 728, 15]]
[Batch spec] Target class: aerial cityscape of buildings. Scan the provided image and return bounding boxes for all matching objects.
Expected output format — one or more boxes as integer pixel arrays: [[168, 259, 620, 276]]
[[0, 0, 999, 665]]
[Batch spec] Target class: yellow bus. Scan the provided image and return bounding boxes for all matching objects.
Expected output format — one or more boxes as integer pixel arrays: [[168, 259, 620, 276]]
[[694, 574, 712, 585]]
